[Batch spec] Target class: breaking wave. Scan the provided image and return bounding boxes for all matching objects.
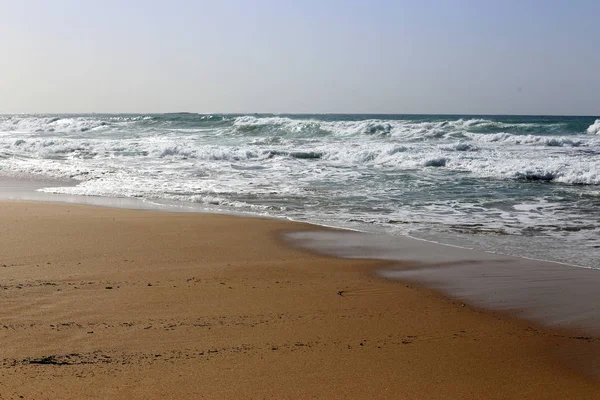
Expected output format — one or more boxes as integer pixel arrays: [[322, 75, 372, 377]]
[[587, 119, 600, 135], [229, 116, 592, 139], [1, 113, 599, 269]]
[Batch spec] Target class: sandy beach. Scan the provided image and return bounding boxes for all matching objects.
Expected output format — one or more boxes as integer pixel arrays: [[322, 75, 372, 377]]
[[0, 201, 599, 399]]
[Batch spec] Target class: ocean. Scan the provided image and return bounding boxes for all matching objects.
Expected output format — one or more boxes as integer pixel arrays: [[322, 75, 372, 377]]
[[1, 113, 599, 269]]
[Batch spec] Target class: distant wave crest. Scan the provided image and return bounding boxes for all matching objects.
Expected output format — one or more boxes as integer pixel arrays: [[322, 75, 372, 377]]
[[0, 115, 154, 134]]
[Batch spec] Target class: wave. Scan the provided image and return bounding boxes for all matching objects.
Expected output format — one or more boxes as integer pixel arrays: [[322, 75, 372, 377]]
[[466, 132, 584, 147], [455, 118, 571, 134], [423, 157, 448, 167], [1, 114, 599, 196], [449, 143, 478, 151], [458, 157, 600, 185], [4, 132, 587, 173], [3, 134, 599, 185], [0, 115, 155, 134], [266, 150, 323, 160], [232, 116, 410, 138], [232, 116, 327, 136], [2, 113, 598, 272], [5, 156, 598, 196], [587, 119, 600, 135], [1, 114, 595, 141], [229, 116, 595, 140]]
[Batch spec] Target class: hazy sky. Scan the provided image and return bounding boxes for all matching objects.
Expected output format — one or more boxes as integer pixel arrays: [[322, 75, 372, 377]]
[[1, 0, 599, 115]]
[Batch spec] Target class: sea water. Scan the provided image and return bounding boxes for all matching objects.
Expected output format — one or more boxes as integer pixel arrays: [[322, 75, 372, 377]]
[[1, 113, 598, 268]]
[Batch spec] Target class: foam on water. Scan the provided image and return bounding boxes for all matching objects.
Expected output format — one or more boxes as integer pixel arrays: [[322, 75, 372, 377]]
[[1, 113, 599, 268], [587, 119, 600, 135]]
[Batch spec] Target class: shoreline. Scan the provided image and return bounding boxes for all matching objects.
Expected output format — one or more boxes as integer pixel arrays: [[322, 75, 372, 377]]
[[3, 180, 600, 334], [287, 230, 600, 336], [0, 177, 593, 270], [0, 200, 599, 398]]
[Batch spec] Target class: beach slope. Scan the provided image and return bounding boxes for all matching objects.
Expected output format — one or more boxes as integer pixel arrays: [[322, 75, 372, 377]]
[[0, 201, 598, 399]]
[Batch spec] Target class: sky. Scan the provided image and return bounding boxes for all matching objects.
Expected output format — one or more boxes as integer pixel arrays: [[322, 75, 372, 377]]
[[0, 0, 599, 115]]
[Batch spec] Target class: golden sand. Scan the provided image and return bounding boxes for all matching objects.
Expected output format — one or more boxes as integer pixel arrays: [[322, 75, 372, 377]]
[[0, 201, 598, 399]]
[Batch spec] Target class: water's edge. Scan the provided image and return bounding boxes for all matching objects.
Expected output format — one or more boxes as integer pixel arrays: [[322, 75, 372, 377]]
[[285, 230, 600, 336], [2, 178, 600, 337]]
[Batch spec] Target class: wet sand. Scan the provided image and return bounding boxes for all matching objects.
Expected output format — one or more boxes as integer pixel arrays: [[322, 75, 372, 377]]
[[288, 231, 600, 335], [0, 201, 599, 399]]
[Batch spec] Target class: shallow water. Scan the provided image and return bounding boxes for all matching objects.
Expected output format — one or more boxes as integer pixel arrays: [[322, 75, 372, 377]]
[[287, 230, 600, 334]]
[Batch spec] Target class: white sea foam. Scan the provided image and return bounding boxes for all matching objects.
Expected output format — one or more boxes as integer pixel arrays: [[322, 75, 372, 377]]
[[587, 119, 600, 135], [466, 132, 584, 147], [0, 115, 152, 134], [2, 133, 598, 185], [1, 113, 599, 269], [231, 116, 514, 139]]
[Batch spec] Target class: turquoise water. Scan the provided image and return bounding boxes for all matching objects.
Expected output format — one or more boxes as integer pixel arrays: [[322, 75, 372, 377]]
[[1, 113, 599, 268]]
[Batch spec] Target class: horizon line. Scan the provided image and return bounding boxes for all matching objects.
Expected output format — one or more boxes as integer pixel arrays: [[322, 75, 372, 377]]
[[1, 112, 598, 118]]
